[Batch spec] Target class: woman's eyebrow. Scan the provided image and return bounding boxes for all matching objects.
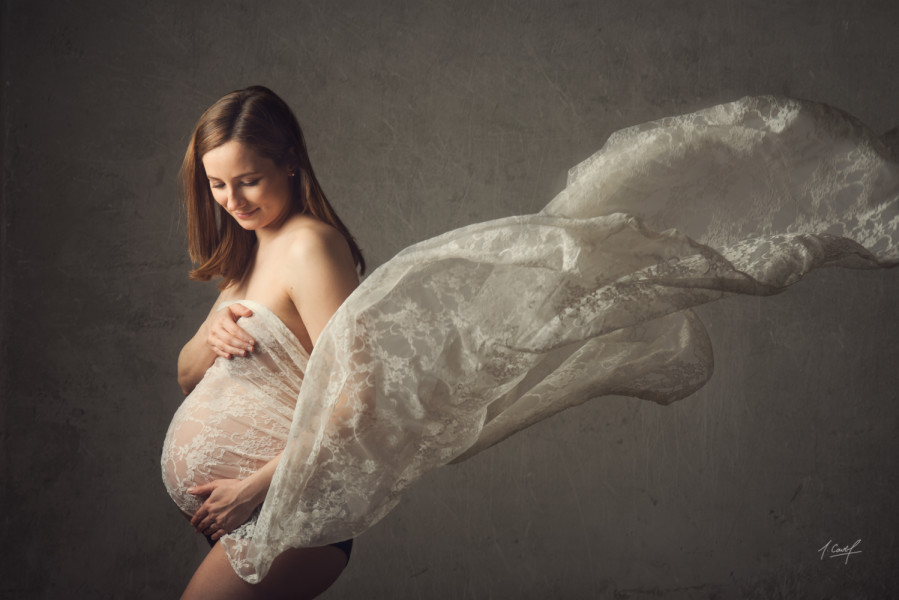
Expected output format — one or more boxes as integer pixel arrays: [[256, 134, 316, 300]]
[[207, 171, 261, 180]]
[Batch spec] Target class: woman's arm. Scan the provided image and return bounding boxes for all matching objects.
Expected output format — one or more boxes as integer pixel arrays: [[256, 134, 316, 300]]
[[177, 295, 257, 395], [283, 222, 361, 346]]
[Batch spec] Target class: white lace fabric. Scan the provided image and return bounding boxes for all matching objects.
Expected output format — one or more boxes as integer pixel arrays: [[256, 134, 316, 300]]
[[160, 96, 898, 583], [161, 300, 307, 518]]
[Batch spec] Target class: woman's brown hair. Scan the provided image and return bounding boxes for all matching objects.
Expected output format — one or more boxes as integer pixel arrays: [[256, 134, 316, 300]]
[[181, 85, 365, 288]]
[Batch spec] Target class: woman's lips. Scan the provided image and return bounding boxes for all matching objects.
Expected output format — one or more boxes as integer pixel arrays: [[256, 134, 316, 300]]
[[233, 208, 258, 219]]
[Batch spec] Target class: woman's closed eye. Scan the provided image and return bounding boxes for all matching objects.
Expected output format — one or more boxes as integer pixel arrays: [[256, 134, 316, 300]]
[[209, 179, 260, 189]]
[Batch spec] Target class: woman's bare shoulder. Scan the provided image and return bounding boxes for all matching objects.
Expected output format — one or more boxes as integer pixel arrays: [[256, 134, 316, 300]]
[[275, 215, 356, 275], [276, 215, 360, 344]]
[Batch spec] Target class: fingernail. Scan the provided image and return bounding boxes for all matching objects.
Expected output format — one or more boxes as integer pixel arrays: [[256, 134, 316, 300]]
[[246, 345, 253, 352]]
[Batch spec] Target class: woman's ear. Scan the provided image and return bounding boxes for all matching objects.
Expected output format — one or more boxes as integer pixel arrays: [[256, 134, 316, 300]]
[[285, 147, 301, 175]]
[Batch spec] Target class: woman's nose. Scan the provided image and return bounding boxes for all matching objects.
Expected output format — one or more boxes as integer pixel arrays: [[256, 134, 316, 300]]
[[226, 187, 244, 209]]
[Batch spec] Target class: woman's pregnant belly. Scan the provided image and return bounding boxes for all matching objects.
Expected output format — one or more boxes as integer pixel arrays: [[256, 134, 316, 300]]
[[161, 358, 294, 516]]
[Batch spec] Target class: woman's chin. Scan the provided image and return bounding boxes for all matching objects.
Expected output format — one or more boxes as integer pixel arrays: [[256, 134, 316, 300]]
[[231, 212, 262, 229]]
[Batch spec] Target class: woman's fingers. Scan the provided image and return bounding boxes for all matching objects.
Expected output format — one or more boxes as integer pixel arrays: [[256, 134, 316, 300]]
[[207, 305, 255, 358], [190, 488, 217, 529], [188, 478, 248, 537], [191, 506, 207, 528], [195, 511, 218, 533], [230, 304, 254, 318], [199, 513, 233, 537], [208, 328, 254, 358], [211, 337, 250, 358], [221, 324, 255, 353], [224, 305, 254, 344], [188, 483, 214, 496]]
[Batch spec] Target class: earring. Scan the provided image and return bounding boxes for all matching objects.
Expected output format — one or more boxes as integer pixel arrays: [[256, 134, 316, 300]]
[[288, 171, 297, 177]]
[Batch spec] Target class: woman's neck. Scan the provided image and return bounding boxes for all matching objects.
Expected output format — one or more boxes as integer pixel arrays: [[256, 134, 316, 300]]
[[254, 208, 300, 247]]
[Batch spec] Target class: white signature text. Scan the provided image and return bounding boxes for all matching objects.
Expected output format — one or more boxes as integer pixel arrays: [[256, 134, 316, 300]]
[[817, 539, 861, 564]]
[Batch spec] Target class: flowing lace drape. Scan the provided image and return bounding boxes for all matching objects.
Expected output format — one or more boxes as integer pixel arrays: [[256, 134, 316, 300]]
[[161, 96, 897, 583]]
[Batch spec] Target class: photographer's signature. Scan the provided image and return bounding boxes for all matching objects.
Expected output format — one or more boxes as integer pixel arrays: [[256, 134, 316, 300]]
[[818, 539, 861, 564]]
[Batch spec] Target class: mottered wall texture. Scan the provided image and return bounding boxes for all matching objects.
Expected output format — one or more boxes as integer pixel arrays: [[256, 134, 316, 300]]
[[1, 1, 897, 598]]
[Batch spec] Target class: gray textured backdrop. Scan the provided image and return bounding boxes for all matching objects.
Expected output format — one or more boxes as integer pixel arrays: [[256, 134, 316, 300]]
[[2, 1, 898, 598]]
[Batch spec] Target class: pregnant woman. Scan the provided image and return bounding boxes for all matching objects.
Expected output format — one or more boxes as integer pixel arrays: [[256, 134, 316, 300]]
[[163, 86, 898, 597], [161, 86, 364, 599]]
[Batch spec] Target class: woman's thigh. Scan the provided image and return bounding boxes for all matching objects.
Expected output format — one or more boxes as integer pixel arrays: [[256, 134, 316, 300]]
[[180, 541, 348, 600]]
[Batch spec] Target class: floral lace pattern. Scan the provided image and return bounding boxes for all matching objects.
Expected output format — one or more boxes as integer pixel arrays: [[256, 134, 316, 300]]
[[160, 299, 306, 517], [161, 96, 898, 583]]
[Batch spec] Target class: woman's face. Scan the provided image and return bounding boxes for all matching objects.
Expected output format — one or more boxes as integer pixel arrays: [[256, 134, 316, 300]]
[[202, 140, 295, 232]]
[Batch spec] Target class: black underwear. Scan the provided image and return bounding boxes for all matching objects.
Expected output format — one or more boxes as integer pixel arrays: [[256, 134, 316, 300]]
[[204, 534, 353, 564]]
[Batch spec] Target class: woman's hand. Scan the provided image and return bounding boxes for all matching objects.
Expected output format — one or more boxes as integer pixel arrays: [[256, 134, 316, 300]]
[[178, 301, 255, 394], [206, 304, 256, 359], [189, 454, 282, 540], [188, 479, 264, 541]]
